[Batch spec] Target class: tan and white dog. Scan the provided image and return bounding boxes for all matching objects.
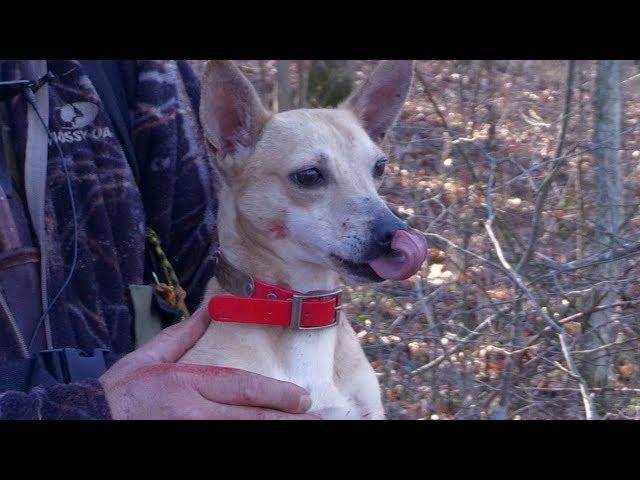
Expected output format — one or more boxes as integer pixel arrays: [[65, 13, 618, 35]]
[[180, 60, 428, 419]]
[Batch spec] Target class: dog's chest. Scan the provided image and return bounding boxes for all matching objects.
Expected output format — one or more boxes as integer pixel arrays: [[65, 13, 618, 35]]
[[180, 317, 384, 420], [279, 333, 365, 419]]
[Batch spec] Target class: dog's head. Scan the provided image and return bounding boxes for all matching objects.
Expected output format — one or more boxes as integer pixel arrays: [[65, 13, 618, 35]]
[[200, 60, 427, 284]]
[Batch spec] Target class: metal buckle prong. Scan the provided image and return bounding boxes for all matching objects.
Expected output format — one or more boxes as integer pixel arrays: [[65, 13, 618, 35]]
[[290, 288, 343, 330]]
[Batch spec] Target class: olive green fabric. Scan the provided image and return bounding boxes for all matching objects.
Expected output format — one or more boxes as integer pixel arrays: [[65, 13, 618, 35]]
[[128, 284, 164, 347]]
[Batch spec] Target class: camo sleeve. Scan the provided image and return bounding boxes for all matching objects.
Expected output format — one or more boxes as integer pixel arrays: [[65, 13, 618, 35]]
[[0, 379, 112, 420], [130, 60, 219, 312]]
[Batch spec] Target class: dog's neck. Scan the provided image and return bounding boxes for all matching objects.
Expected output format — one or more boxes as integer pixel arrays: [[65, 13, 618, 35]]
[[215, 189, 341, 294]]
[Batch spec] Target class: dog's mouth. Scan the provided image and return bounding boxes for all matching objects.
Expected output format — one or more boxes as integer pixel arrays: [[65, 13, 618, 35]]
[[331, 255, 384, 282], [332, 230, 428, 282]]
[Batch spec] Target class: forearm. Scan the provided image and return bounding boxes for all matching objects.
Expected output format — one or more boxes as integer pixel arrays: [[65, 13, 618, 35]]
[[0, 378, 112, 420]]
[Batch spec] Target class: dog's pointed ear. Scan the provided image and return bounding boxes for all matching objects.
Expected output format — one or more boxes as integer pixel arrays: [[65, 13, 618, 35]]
[[340, 60, 414, 143], [200, 60, 271, 163]]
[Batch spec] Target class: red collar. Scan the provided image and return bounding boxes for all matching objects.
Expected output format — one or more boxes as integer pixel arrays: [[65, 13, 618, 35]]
[[208, 255, 343, 330]]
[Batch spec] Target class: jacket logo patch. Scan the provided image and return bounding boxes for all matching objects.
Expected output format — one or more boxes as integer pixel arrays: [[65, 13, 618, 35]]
[[50, 101, 114, 145], [58, 102, 99, 130]]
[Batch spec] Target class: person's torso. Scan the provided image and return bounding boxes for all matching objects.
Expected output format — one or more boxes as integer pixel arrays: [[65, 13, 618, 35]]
[[0, 59, 219, 363], [0, 60, 146, 359]]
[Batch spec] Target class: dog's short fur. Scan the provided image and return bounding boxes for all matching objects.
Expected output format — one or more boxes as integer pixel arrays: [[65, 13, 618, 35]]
[[180, 60, 415, 419]]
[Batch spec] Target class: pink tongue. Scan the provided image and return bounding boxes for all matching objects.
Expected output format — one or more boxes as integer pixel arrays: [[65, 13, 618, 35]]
[[368, 229, 428, 280]]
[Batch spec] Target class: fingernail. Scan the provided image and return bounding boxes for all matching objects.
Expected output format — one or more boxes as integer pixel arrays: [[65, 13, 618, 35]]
[[298, 394, 312, 412]]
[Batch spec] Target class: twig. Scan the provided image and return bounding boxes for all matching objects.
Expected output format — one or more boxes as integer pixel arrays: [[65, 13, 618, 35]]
[[516, 386, 640, 394], [533, 240, 640, 279], [414, 276, 441, 336], [517, 60, 575, 271], [424, 232, 506, 274], [483, 155, 598, 420], [410, 312, 499, 375]]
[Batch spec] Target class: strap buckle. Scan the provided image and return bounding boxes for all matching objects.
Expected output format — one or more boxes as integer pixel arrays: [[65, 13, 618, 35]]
[[39, 348, 110, 383], [289, 289, 343, 330]]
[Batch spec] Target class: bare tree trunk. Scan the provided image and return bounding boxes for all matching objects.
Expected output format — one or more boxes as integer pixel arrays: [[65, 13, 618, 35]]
[[258, 60, 269, 99], [583, 60, 623, 389], [575, 64, 588, 260], [276, 60, 293, 112], [517, 60, 575, 271], [297, 60, 308, 108]]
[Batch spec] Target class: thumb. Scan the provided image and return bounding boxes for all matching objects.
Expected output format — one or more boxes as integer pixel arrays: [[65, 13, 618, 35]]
[[135, 303, 211, 364]]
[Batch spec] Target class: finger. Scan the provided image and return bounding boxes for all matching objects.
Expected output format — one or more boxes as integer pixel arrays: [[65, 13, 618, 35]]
[[188, 366, 313, 414], [198, 402, 322, 420], [136, 303, 211, 364]]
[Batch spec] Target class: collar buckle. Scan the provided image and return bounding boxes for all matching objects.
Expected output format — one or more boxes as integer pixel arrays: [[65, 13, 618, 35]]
[[289, 289, 343, 330]]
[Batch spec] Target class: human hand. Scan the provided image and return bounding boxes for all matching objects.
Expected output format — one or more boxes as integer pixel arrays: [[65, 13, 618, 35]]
[[100, 305, 319, 419]]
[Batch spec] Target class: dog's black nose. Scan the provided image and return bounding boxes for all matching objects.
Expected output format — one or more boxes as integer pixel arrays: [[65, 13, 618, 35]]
[[372, 214, 406, 249]]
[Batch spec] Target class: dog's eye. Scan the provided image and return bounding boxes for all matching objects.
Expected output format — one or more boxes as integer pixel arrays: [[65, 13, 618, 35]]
[[291, 168, 324, 187], [373, 158, 387, 177]]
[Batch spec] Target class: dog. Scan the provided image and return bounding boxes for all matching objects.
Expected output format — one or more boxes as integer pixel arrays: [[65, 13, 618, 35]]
[[180, 60, 428, 419]]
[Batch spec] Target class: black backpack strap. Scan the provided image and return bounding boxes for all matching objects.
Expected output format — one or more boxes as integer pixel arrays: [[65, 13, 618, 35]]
[[80, 60, 140, 185], [0, 356, 57, 392], [0, 60, 11, 193], [0, 349, 121, 392], [0, 117, 12, 195]]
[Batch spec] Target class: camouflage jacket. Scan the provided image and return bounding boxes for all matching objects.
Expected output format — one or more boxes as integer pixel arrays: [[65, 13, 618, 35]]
[[0, 60, 218, 419]]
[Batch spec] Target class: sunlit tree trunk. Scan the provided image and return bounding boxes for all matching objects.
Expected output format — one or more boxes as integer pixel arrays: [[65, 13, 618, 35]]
[[297, 60, 308, 108], [583, 60, 623, 389], [276, 60, 293, 112]]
